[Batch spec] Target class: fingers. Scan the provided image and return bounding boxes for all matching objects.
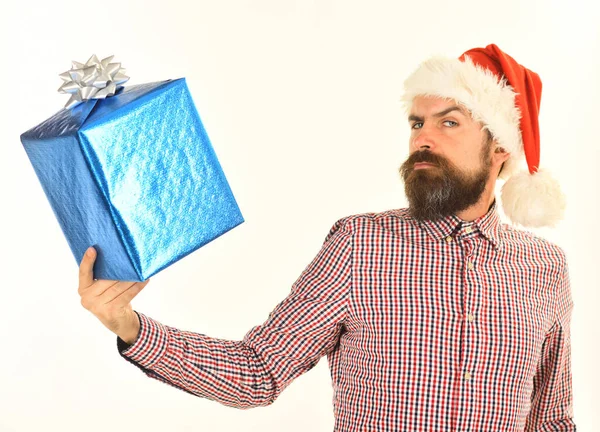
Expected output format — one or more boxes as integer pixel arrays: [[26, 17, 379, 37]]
[[80, 279, 150, 318], [82, 278, 118, 297], [112, 279, 150, 305], [78, 246, 97, 289], [97, 279, 151, 305]]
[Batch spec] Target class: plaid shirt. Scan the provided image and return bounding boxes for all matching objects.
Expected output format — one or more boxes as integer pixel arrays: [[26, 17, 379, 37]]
[[119, 201, 575, 431]]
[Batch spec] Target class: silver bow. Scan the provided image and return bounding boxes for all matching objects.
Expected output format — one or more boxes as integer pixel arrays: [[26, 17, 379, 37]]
[[58, 55, 129, 109]]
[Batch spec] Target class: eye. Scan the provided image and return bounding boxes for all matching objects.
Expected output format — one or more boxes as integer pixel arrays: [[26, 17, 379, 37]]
[[443, 120, 458, 127], [411, 122, 423, 130]]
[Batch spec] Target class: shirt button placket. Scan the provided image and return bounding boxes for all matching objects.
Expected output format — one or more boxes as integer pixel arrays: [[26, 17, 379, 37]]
[[460, 237, 476, 429]]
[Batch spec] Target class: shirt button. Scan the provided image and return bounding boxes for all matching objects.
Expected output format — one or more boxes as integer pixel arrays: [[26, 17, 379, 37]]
[[467, 261, 474, 270], [445, 236, 453, 243], [467, 314, 474, 322], [465, 226, 473, 234], [464, 372, 472, 381]]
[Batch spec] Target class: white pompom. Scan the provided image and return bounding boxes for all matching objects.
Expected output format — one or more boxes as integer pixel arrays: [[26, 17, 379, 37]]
[[501, 168, 566, 228]]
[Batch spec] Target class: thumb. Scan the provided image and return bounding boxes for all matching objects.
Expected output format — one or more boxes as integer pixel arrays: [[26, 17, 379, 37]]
[[79, 246, 96, 288]]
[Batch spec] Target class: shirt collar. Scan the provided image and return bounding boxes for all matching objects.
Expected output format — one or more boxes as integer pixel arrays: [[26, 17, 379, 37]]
[[412, 200, 503, 250]]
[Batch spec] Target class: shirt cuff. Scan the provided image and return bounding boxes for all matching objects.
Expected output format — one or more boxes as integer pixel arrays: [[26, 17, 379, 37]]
[[117, 311, 169, 369]]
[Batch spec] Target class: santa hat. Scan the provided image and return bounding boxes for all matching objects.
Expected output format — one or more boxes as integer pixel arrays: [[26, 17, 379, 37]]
[[400, 43, 566, 228]]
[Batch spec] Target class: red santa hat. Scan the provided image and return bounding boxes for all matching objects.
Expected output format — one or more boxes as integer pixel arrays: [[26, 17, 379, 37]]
[[401, 43, 566, 228]]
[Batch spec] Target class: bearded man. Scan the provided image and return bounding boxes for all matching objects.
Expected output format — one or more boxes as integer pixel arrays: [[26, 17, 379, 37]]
[[78, 44, 575, 431]]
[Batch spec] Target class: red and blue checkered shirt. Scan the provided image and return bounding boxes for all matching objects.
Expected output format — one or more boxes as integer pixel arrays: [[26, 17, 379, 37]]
[[119, 201, 575, 431]]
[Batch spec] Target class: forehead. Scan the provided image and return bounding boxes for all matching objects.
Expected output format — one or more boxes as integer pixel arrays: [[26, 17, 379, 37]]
[[409, 95, 472, 118]]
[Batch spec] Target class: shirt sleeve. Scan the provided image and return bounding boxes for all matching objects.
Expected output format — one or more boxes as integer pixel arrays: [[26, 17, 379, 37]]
[[525, 256, 576, 431], [117, 218, 354, 409]]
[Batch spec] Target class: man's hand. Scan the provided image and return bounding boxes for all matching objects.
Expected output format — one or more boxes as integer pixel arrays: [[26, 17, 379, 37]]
[[78, 246, 150, 344]]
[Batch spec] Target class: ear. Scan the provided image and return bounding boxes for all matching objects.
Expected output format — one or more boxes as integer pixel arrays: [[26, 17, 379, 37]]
[[492, 145, 510, 164]]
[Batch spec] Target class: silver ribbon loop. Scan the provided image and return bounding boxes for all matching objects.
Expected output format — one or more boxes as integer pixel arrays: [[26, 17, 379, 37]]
[[58, 55, 129, 109]]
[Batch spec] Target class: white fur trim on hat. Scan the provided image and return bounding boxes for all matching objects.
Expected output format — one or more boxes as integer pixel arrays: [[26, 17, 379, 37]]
[[400, 54, 523, 180], [501, 168, 566, 228]]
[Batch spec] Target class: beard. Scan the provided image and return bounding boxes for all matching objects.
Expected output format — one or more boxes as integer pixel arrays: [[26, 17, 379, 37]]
[[399, 140, 493, 222]]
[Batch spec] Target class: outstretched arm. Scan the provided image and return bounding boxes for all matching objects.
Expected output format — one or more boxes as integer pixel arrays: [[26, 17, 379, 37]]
[[80, 219, 354, 408]]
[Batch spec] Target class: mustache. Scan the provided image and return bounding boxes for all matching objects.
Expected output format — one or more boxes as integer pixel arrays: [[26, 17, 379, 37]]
[[399, 150, 452, 182], [406, 150, 446, 166]]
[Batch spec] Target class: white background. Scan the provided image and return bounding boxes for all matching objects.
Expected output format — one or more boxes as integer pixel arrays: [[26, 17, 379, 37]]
[[1, 0, 599, 430]]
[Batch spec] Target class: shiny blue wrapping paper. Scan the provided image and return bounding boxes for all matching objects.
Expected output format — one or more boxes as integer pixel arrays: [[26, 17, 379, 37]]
[[21, 78, 244, 281]]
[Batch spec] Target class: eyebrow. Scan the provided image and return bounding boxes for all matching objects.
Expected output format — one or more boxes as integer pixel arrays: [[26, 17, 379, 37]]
[[408, 106, 469, 123]]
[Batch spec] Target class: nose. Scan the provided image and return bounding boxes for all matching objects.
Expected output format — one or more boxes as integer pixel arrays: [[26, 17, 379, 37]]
[[411, 125, 437, 151]]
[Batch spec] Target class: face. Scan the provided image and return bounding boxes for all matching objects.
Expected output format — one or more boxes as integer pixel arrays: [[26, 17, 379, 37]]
[[399, 96, 503, 222]]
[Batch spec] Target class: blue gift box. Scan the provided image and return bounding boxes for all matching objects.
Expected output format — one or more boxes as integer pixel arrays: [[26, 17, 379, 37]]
[[21, 78, 244, 281]]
